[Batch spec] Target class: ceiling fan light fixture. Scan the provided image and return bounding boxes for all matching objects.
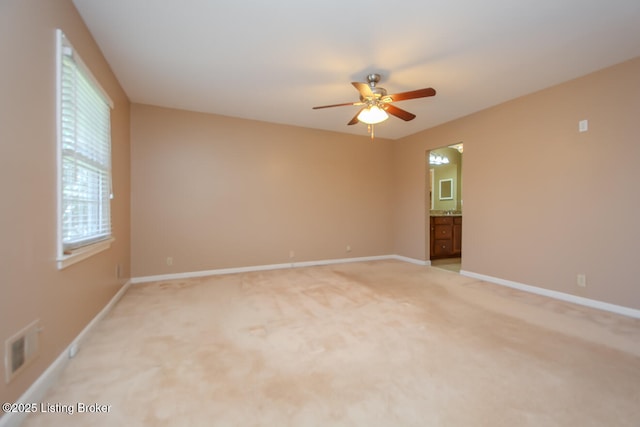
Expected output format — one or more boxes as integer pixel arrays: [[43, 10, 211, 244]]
[[357, 105, 389, 125]]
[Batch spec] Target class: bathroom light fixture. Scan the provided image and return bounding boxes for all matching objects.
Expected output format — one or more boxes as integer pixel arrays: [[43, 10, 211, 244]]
[[357, 105, 389, 125], [429, 153, 450, 165]]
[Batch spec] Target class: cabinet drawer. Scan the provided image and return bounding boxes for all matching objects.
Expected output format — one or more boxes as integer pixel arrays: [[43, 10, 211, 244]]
[[454, 217, 462, 225], [434, 224, 452, 239], [433, 216, 453, 225], [433, 239, 452, 256]]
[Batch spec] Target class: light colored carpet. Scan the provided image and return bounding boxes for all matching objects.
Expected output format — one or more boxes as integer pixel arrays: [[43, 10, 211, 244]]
[[22, 260, 640, 426]]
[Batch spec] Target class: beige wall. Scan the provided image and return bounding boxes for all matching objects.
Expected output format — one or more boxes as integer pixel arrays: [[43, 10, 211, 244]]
[[131, 104, 393, 277], [0, 0, 130, 404], [394, 57, 640, 309]]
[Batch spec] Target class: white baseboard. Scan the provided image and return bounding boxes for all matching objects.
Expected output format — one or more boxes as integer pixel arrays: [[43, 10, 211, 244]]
[[131, 254, 430, 284], [392, 255, 431, 266], [0, 280, 132, 427], [460, 270, 640, 319]]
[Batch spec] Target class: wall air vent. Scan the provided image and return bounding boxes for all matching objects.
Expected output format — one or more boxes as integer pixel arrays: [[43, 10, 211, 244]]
[[4, 319, 41, 383]]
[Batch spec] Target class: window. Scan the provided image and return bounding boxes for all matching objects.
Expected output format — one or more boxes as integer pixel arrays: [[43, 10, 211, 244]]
[[56, 29, 114, 269]]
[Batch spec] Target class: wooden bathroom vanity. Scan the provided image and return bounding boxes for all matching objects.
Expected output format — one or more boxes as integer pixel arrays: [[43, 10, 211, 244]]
[[430, 215, 462, 259]]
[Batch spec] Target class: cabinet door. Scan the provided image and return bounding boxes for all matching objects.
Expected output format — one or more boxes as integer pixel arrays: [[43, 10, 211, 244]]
[[433, 239, 452, 257], [430, 218, 436, 258], [434, 224, 452, 239], [452, 222, 462, 255]]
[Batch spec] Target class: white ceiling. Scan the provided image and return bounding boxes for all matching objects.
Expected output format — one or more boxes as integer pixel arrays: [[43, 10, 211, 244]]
[[72, 0, 640, 140]]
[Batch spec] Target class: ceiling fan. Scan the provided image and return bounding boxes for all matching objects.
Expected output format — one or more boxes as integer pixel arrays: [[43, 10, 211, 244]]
[[312, 73, 436, 138]]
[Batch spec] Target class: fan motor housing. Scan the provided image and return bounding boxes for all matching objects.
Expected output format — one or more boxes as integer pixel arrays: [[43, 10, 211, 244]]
[[363, 73, 387, 100]]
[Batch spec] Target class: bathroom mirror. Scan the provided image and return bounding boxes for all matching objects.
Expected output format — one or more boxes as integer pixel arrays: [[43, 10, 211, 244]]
[[439, 179, 453, 200]]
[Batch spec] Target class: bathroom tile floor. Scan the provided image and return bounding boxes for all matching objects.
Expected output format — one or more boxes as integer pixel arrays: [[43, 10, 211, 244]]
[[430, 257, 461, 272]]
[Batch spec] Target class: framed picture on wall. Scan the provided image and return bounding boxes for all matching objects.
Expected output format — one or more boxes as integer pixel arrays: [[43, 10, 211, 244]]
[[439, 178, 453, 200]]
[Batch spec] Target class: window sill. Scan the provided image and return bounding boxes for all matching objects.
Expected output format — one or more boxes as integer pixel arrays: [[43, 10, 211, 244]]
[[57, 237, 115, 270]]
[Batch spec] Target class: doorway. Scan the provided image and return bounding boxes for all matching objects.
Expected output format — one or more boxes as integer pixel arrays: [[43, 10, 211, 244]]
[[427, 143, 463, 272]]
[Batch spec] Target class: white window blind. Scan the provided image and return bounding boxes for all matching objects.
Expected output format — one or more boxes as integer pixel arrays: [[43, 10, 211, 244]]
[[57, 30, 114, 256]]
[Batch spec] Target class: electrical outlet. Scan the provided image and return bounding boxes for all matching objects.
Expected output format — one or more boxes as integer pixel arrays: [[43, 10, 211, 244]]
[[578, 119, 588, 132], [577, 274, 587, 287], [166, 257, 173, 266], [69, 343, 79, 358], [346, 245, 352, 252], [289, 251, 295, 259]]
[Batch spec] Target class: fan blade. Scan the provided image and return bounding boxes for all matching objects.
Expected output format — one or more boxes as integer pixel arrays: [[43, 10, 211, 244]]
[[385, 104, 416, 121], [388, 87, 436, 102], [352, 82, 374, 98], [312, 101, 360, 109], [348, 108, 365, 125]]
